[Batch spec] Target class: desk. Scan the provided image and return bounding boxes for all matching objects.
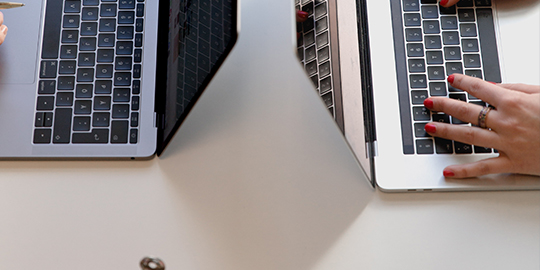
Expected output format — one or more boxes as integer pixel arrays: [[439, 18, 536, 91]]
[[0, 0, 538, 269]]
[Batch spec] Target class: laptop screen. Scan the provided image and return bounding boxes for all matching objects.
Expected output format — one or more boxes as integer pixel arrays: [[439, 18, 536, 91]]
[[156, 0, 237, 154]]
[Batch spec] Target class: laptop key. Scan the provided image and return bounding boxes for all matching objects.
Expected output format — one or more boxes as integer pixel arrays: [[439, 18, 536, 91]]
[[93, 112, 111, 127], [62, 30, 79, 43], [53, 108, 72, 144], [73, 116, 91, 131], [37, 96, 54, 111], [39, 80, 56, 94], [455, 142, 473, 154], [129, 129, 138, 144], [435, 138, 453, 154], [112, 104, 130, 119], [40, 61, 58, 78], [72, 129, 109, 143], [416, 139, 434, 154], [111, 120, 129, 143], [56, 92, 74, 106], [34, 129, 52, 144]]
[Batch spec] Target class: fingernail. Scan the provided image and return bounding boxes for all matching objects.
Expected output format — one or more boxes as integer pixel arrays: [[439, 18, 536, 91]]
[[297, 10, 308, 20], [424, 123, 437, 133], [439, 0, 449, 6], [487, 81, 497, 85], [423, 98, 434, 109], [443, 170, 455, 177], [1, 26, 6, 35], [447, 74, 455, 84]]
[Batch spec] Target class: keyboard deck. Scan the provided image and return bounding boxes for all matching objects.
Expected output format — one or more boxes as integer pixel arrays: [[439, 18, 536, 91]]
[[34, 0, 145, 144]]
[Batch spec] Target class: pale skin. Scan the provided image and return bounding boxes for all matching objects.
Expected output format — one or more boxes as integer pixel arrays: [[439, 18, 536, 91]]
[[0, 11, 7, 45]]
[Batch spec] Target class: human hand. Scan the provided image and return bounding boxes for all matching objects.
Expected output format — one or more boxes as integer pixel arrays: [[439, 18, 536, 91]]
[[0, 11, 7, 45], [423, 74, 540, 178], [296, 10, 308, 39], [439, 0, 461, 7]]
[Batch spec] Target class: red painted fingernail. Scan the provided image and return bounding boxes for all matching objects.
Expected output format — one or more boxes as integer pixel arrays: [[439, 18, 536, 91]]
[[297, 10, 308, 20], [447, 74, 455, 84], [423, 98, 434, 109], [443, 170, 455, 177], [439, 0, 449, 6], [487, 81, 497, 85], [424, 123, 437, 133]]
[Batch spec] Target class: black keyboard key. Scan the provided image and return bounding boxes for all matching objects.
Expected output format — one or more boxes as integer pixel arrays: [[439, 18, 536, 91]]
[[408, 59, 426, 72], [118, 11, 135, 24], [476, 8, 501, 83], [59, 60, 76, 74], [99, 18, 116, 32], [449, 93, 467, 102], [119, 0, 136, 9], [42, 0, 63, 59], [411, 90, 428, 104], [416, 139, 434, 154], [62, 30, 79, 43], [435, 138, 453, 154], [101, 4, 117, 17], [404, 13, 421, 27], [412, 106, 430, 121], [80, 37, 97, 51], [44, 113, 53, 127], [114, 72, 131, 86], [407, 43, 424, 57], [115, 57, 133, 70], [135, 33, 143, 47], [39, 80, 56, 94], [429, 82, 447, 96], [76, 84, 93, 98], [77, 68, 95, 82], [112, 104, 130, 118], [463, 54, 481, 68], [37, 96, 54, 110], [321, 92, 333, 107], [60, 45, 78, 59], [63, 15, 80, 28], [81, 22, 98, 36], [315, 17, 328, 34], [320, 77, 332, 94], [454, 142, 473, 153], [95, 80, 113, 94], [135, 18, 144, 32], [130, 112, 139, 127], [73, 116, 91, 131], [113, 88, 130, 102], [439, 4, 456, 15], [34, 129, 52, 144], [303, 31, 315, 47], [446, 62, 463, 75], [451, 116, 467, 124], [56, 92, 74, 106], [72, 129, 109, 143], [311, 75, 318, 89], [57, 76, 75, 90], [96, 64, 114, 78], [465, 69, 483, 79], [74, 100, 92, 114], [40, 61, 58, 78], [410, 74, 427, 88], [316, 31, 329, 48], [133, 64, 141, 78], [440, 16, 458, 30], [319, 61, 330, 78], [414, 123, 431, 137], [458, 9, 475, 22], [424, 35, 441, 49], [474, 145, 492, 153], [117, 26, 134, 39], [83, 0, 100, 6], [406, 28, 423, 42], [111, 121, 129, 143], [116, 41, 133, 55], [442, 31, 460, 45], [93, 112, 110, 127], [97, 49, 115, 62], [65, 1, 81, 13], [314, 3, 327, 19], [460, 23, 477, 37], [457, 0, 474, 6], [462, 38, 479, 52], [305, 60, 317, 77], [131, 96, 140, 110], [474, 0, 491, 6], [444, 47, 461, 60], [53, 108, 72, 144], [132, 80, 140, 94], [94, 96, 112, 110], [426, 50, 443, 64], [35, 112, 45, 127], [136, 3, 145, 17], [317, 46, 329, 62], [82, 7, 99, 20], [428, 66, 445, 80], [403, 0, 420, 11], [134, 49, 142, 62], [423, 20, 440, 34], [432, 113, 450, 123], [421, 5, 439, 19], [129, 129, 138, 144]]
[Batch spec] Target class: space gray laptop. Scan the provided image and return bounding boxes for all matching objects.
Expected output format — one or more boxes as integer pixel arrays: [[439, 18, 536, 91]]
[[0, 0, 237, 158], [296, 0, 540, 191]]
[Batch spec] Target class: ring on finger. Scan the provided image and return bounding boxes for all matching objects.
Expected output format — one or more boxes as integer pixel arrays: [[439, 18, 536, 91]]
[[478, 106, 492, 129]]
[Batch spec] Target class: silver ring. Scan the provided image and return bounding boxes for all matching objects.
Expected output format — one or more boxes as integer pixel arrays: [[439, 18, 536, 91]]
[[478, 106, 492, 129]]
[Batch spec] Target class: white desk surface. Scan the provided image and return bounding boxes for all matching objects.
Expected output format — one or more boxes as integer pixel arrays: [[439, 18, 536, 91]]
[[1, 0, 538, 269]]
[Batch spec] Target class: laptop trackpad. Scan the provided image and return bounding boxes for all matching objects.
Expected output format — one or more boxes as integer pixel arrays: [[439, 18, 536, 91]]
[[0, 2, 43, 84]]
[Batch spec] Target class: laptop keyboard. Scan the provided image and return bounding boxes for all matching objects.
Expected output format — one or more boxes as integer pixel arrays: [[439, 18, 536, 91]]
[[393, 0, 501, 155], [296, 0, 336, 118], [34, 0, 144, 144]]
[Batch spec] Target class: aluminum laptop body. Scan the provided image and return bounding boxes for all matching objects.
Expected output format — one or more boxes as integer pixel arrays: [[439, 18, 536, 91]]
[[0, 0, 238, 158], [296, 0, 540, 191]]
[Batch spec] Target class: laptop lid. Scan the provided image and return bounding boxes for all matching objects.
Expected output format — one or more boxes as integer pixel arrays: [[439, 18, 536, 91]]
[[154, 0, 238, 156]]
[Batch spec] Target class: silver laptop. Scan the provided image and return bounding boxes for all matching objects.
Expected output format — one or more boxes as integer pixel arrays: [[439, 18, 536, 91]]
[[296, 0, 540, 191], [0, 0, 237, 158]]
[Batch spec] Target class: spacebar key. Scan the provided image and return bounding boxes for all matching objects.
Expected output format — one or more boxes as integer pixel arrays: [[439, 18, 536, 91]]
[[41, 0, 63, 59], [73, 129, 110, 143]]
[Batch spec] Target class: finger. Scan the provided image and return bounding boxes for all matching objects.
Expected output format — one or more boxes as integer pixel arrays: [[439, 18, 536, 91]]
[[424, 122, 500, 149], [296, 10, 308, 23], [0, 25, 7, 46], [497, 83, 540, 94], [0, 11, 3, 26], [448, 74, 507, 108], [424, 97, 500, 129], [439, 0, 460, 7], [442, 155, 512, 178]]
